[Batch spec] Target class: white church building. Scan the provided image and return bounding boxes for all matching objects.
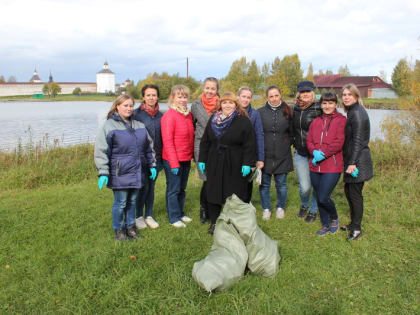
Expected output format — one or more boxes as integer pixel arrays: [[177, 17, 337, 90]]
[[0, 62, 116, 96]]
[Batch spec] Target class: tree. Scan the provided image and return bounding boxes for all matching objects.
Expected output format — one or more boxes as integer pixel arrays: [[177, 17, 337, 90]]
[[0, 75, 5, 83], [8, 75, 17, 83], [338, 64, 351, 76], [325, 69, 333, 75], [278, 54, 303, 96], [246, 59, 262, 92], [223, 56, 249, 91], [379, 70, 387, 83], [318, 69, 324, 76], [43, 82, 62, 98], [268, 57, 290, 97], [391, 58, 412, 96], [412, 60, 420, 84], [126, 81, 140, 99], [72, 87, 82, 96], [305, 63, 314, 82]]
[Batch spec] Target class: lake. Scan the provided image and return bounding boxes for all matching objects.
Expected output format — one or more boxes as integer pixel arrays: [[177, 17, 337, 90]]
[[0, 101, 399, 151]]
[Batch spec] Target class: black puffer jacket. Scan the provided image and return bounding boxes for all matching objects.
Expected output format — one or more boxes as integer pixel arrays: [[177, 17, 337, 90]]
[[292, 102, 322, 156], [258, 102, 293, 174], [343, 102, 373, 183]]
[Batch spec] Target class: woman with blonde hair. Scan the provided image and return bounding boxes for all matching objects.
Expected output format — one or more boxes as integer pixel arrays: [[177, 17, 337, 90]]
[[198, 92, 256, 234], [340, 83, 373, 240], [161, 85, 195, 228], [94, 95, 157, 241]]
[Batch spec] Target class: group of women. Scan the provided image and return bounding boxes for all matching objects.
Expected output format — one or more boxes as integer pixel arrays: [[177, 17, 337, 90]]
[[94, 77, 373, 242]]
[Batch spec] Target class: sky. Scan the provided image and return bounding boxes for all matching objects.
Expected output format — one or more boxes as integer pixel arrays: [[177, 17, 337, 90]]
[[1, 0, 419, 84]]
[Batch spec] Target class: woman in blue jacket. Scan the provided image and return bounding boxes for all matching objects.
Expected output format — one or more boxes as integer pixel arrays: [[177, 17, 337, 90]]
[[94, 95, 157, 241], [133, 84, 163, 230]]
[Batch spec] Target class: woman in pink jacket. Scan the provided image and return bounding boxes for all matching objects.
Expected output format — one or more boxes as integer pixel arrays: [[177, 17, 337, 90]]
[[307, 92, 346, 236], [161, 85, 195, 228]]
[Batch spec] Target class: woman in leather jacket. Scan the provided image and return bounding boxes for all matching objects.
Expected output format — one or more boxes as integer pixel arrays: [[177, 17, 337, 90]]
[[292, 81, 322, 223], [341, 83, 373, 241]]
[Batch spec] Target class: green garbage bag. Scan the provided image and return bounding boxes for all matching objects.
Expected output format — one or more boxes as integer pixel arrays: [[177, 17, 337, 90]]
[[220, 194, 281, 278], [192, 220, 248, 292]]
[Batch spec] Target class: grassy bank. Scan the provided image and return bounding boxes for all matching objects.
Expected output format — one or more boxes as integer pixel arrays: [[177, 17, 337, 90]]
[[0, 141, 419, 314]]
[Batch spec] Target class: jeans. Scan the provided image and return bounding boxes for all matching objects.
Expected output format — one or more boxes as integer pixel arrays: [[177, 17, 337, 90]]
[[136, 159, 163, 218], [111, 188, 139, 230], [344, 182, 365, 231], [310, 172, 341, 227], [163, 159, 191, 224], [259, 171, 288, 210], [294, 152, 318, 214]]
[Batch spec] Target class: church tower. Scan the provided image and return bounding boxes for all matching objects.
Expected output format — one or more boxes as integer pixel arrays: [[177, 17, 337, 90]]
[[96, 61, 115, 93], [30, 69, 42, 83]]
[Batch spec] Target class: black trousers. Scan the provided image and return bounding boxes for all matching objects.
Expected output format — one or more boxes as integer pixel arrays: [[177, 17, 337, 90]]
[[208, 202, 222, 225], [344, 182, 365, 231], [200, 181, 209, 212]]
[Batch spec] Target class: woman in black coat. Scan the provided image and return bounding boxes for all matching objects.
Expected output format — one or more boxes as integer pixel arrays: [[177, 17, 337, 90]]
[[258, 85, 293, 221], [341, 83, 373, 241], [198, 92, 256, 234]]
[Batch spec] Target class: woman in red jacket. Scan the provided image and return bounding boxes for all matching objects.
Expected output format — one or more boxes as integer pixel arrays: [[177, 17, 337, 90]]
[[307, 93, 346, 236], [161, 85, 195, 228]]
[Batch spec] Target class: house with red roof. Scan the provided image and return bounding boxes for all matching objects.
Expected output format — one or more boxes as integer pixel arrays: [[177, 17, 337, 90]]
[[314, 75, 397, 98]]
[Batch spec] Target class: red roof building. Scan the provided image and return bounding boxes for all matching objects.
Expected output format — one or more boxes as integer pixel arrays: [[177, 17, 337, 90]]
[[314, 75, 397, 98]]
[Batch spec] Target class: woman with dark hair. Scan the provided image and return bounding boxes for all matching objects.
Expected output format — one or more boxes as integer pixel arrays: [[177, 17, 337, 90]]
[[292, 80, 322, 223], [94, 95, 157, 241], [340, 84, 373, 241], [307, 92, 346, 236], [191, 77, 219, 224], [198, 92, 256, 234], [132, 84, 163, 230], [258, 85, 293, 220]]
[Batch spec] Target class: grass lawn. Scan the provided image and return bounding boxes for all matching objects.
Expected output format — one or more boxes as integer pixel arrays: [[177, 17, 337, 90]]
[[0, 144, 419, 314]]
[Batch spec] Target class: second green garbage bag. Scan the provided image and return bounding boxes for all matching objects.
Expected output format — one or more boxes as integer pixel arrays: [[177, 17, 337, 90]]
[[192, 194, 281, 292]]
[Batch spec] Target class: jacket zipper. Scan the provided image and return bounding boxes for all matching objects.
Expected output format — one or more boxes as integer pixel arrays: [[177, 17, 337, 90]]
[[299, 112, 303, 148], [318, 118, 327, 172], [116, 160, 120, 176], [333, 155, 337, 165]]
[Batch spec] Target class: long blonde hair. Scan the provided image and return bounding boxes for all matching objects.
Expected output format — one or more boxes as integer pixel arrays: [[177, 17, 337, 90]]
[[107, 95, 135, 119], [341, 83, 363, 112]]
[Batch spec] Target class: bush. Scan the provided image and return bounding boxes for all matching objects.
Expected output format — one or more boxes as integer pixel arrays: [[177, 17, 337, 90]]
[[72, 87, 82, 96]]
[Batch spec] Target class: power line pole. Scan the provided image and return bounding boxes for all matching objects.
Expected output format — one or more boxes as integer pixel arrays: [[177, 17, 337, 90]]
[[186, 57, 189, 78]]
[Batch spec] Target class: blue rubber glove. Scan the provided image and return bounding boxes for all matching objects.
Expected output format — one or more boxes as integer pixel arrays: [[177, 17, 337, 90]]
[[351, 168, 359, 178], [149, 168, 157, 180], [313, 150, 325, 162], [171, 168, 179, 175], [241, 165, 251, 177], [198, 162, 206, 174], [312, 158, 317, 166], [98, 176, 108, 190]]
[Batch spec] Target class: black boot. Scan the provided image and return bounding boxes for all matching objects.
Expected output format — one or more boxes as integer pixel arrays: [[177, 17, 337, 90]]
[[208, 224, 216, 235], [200, 206, 207, 224], [114, 228, 128, 241]]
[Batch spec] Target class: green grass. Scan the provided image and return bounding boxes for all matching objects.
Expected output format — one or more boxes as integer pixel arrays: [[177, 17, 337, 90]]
[[0, 142, 419, 314]]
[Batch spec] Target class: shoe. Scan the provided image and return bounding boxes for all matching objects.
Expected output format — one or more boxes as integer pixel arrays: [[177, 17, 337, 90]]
[[135, 217, 147, 230], [262, 209, 271, 220], [346, 230, 363, 241], [208, 224, 216, 235], [340, 224, 351, 231], [126, 227, 142, 239], [276, 208, 285, 219], [145, 216, 159, 229], [114, 228, 128, 241], [181, 216, 192, 223], [329, 219, 339, 233], [200, 206, 207, 224], [171, 221, 186, 228], [297, 205, 308, 218], [304, 212, 316, 223], [316, 226, 330, 236]]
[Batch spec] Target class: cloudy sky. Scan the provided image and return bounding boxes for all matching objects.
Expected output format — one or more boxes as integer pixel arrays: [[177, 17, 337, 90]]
[[1, 0, 419, 84]]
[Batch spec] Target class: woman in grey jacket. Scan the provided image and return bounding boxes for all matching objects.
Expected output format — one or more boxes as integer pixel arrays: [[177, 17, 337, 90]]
[[191, 77, 219, 224], [94, 95, 157, 241]]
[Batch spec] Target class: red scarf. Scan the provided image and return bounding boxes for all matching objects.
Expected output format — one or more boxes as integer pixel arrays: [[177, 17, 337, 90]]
[[201, 93, 218, 115], [140, 102, 160, 117]]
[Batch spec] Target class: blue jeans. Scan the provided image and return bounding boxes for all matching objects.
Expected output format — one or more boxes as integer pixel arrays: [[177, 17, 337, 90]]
[[294, 152, 318, 214], [136, 159, 163, 218], [163, 160, 191, 224], [310, 172, 341, 227], [259, 171, 288, 210], [111, 189, 139, 230]]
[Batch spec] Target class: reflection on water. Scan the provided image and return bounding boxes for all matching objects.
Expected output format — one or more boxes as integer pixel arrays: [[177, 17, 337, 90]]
[[0, 101, 398, 151]]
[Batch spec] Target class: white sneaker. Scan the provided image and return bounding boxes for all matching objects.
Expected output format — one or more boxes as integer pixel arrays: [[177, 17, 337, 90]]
[[171, 221, 186, 228], [135, 216, 147, 229], [181, 215, 192, 223], [276, 208, 285, 219], [262, 209, 271, 220], [145, 216, 159, 229]]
